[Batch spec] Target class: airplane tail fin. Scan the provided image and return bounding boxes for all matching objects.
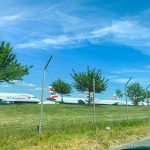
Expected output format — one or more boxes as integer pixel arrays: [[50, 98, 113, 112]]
[[47, 86, 61, 100], [113, 95, 117, 100]]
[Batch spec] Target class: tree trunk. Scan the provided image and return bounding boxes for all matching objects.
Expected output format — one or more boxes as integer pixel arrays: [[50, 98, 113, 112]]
[[88, 92, 91, 105], [61, 94, 64, 104], [133, 99, 138, 106]]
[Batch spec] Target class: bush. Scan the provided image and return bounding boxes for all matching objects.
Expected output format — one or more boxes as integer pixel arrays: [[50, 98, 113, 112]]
[[78, 100, 85, 105]]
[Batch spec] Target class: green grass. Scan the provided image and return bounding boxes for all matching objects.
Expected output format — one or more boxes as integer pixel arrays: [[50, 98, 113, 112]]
[[0, 104, 150, 150]]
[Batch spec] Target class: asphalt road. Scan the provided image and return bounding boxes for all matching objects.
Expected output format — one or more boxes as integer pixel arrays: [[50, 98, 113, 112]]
[[110, 137, 150, 150]]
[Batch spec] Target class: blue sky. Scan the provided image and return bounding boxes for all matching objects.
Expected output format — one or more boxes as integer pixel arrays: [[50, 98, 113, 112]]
[[0, 0, 150, 99]]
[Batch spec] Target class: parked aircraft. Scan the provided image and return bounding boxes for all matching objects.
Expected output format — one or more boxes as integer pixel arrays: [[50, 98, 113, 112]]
[[46, 86, 120, 105], [44, 87, 150, 106], [0, 93, 40, 104]]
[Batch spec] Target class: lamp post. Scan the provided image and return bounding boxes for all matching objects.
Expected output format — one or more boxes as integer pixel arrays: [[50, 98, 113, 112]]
[[146, 84, 150, 120], [38, 56, 52, 133], [125, 77, 132, 120], [93, 77, 96, 126]]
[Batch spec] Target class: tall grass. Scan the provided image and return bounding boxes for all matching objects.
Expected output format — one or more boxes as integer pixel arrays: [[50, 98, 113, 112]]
[[0, 104, 150, 149]]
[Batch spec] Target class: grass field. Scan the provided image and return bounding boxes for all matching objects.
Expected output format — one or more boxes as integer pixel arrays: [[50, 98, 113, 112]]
[[0, 104, 150, 150]]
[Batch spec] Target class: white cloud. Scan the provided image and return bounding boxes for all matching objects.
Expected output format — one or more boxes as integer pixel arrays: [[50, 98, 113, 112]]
[[16, 42, 39, 49], [30, 87, 47, 91], [92, 20, 150, 47], [111, 78, 129, 84], [14, 81, 36, 87], [0, 3, 147, 55], [0, 15, 21, 21], [16, 35, 77, 49], [42, 35, 73, 45], [30, 87, 42, 91], [13, 81, 47, 91], [112, 68, 150, 74], [112, 77, 150, 86], [0, 81, 46, 93], [15, 19, 150, 53], [0, 84, 11, 88], [0, 14, 22, 27]]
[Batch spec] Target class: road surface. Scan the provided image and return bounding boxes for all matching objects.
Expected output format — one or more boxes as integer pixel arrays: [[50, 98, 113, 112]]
[[110, 137, 150, 150]]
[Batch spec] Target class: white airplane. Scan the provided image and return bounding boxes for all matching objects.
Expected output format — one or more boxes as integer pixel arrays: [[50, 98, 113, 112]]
[[0, 93, 40, 104], [46, 86, 120, 105], [94, 99, 119, 105], [45, 86, 86, 104], [117, 100, 150, 106], [138, 101, 150, 106], [46, 87, 150, 106], [117, 100, 133, 106], [39, 100, 59, 105]]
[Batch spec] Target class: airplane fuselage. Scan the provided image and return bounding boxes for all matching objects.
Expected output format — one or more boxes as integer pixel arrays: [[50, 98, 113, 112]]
[[0, 93, 40, 104]]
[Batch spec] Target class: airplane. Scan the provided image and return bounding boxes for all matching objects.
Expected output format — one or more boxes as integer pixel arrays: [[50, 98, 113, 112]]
[[45, 87, 150, 106], [138, 101, 150, 106], [38, 100, 59, 105], [46, 86, 121, 105], [46, 87, 86, 104], [94, 99, 119, 105], [117, 100, 133, 106], [0, 93, 40, 104]]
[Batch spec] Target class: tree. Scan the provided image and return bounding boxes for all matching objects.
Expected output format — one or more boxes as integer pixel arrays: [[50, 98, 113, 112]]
[[71, 66, 108, 104], [0, 41, 32, 83], [145, 91, 150, 98], [144, 90, 150, 106], [127, 82, 145, 106], [145, 90, 150, 99], [115, 89, 123, 99], [51, 79, 71, 103]]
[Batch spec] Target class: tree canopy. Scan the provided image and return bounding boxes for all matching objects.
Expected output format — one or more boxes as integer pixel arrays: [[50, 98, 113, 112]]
[[145, 91, 150, 99], [0, 41, 32, 83], [51, 79, 71, 103], [71, 66, 108, 104], [115, 89, 123, 99], [127, 82, 145, 105]]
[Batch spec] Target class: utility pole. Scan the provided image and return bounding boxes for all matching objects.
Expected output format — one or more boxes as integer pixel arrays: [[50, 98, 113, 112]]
[[93, 77, 96, 126], [146, 84, 150, 120], [125, 77, 132, 120], [38, 56, 52, 133]]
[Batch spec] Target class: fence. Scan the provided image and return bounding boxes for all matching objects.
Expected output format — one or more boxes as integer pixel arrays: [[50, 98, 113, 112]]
[[0, 57, 150, 149], [0, 99, 149, 134]]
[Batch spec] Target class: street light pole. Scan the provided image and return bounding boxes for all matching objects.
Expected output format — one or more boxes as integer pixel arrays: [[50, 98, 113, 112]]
[[146, 84, 150, 120], [125, 77, 132, 120], [93, 77, 96, 126], [38, 56, 52, 134]]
